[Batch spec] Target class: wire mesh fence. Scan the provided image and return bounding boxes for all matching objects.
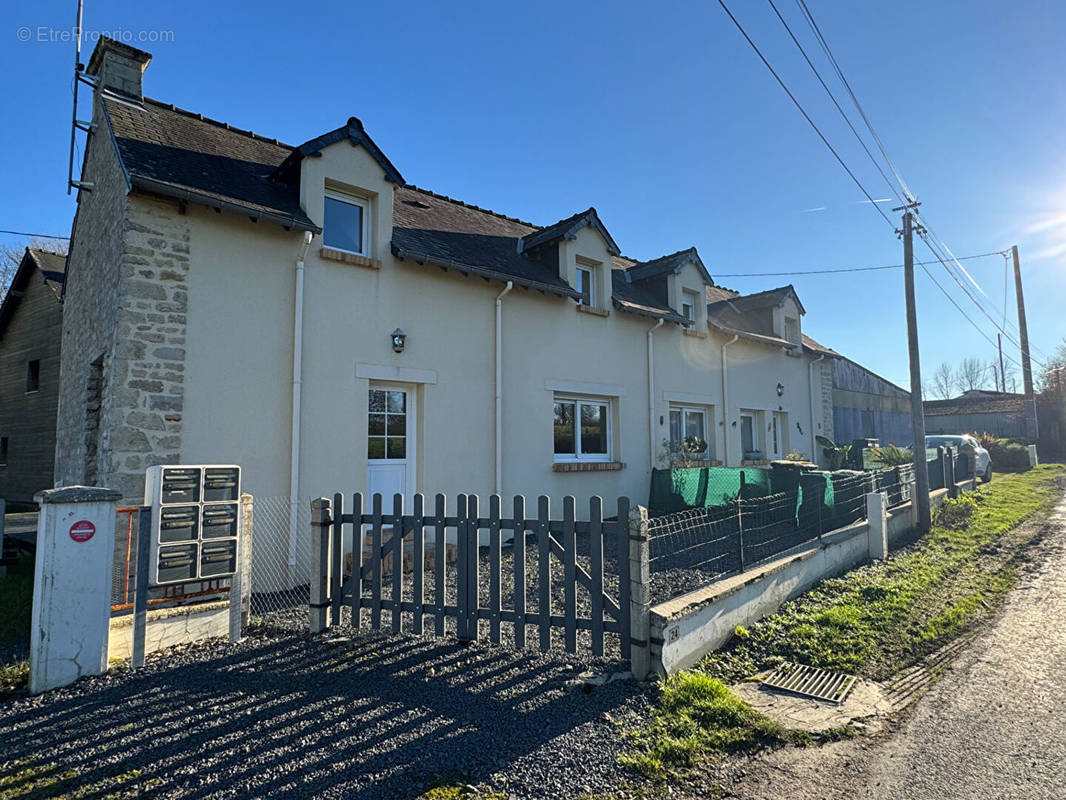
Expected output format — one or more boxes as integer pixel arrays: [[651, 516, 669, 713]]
[[244, 495, 312, 632]]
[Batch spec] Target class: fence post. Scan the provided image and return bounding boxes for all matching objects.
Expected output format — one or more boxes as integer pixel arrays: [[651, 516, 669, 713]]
[[238, 493, 253, 627], [1027, 444, 1039, 467], [310, 497, 332, 634], [131, 506, 151, 670], [628, 505, 651, 681], [736, 499, 746, 573], [946, 447, 958, 498], [865, 492, 888, 560]]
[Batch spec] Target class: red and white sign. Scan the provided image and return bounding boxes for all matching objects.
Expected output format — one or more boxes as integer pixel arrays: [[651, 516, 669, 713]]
[[69, 520, 96, 543]]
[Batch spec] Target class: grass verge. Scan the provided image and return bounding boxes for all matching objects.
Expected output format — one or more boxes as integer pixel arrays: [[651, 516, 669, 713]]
[[622, 464, 1064, 778]]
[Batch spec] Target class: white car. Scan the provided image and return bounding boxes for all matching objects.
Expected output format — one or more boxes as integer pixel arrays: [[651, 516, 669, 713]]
[[925, 434, 992, 482]]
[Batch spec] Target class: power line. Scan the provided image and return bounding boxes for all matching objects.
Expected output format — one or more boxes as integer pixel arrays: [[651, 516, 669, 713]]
[[715, 0, 896, 228], [0, 229, 70, 240], [766, 0, 904, 204], [714, 249, 1007, 277]]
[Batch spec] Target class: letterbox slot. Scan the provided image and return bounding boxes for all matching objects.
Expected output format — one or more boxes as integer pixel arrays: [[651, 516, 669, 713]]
[[203, 468, 240, 502], [200, 540, 236, 577], [201, 505, 238, 539], [161, 467, 201, 504], [157, 543, 198, 584], [159, 505, 199, 543]]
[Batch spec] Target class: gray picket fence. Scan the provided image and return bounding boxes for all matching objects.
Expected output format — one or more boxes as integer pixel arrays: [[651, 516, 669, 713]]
[[309, 493, 645, 662]]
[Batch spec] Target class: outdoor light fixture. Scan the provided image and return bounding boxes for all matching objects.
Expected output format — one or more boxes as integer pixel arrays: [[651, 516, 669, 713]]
[[391, 328, 406, 353], [776, 383, 785, 396]]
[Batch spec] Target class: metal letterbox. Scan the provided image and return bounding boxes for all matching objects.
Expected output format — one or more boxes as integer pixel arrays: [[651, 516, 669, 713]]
[[145, 464, 241, 586]]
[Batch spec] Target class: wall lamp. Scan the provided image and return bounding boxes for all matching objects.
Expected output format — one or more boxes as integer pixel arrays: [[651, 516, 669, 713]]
[[391, 328, 407, 353]]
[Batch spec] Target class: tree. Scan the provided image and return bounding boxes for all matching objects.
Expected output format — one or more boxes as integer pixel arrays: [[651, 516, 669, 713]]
[[1038, 338, 1066, 394], [932, 361, 955, 399], [954, 356, 991, 393], [0, 238, 68, 297]]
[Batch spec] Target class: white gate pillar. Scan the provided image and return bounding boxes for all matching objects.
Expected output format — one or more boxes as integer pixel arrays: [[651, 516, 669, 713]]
[[30, 486, 122, 694]]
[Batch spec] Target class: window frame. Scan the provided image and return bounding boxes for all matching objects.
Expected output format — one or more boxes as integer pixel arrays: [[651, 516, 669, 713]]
[[784, 316, 800, 343], [575, 266, 596, 308], [26, 359, 40, 394], [553, 394, 612, 463], [668, 404, 709, 453], [681, 288, 699, 323], [323, 190, 370, 256]]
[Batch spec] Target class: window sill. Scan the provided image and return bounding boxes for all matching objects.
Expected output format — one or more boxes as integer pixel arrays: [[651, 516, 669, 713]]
[[576, 304, 609, 318], [741, 459, 770, 467], [669, 459, 722, 468], [682, 328, 707, 339], [552, 461, 625, 473], [320, 246, 380, 269]]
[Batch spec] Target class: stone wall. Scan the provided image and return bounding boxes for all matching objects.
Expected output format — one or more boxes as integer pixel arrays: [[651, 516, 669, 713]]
[[107, 196, 191, 501], [54, 101, 129, 491]]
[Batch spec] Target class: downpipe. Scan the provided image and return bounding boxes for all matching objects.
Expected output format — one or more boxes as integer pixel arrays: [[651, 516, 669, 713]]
[[721, 334, 739, 466], [648, 318, 664, 469], [495, 281, 513, 496], [809, 354, 825, 465], [288, 231, 314, 585]]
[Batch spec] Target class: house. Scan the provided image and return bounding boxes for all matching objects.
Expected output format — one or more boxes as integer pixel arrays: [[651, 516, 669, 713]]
[[56, 39, 838, 585], [924, 390, 1026, 438], [0, 248, 65, 504]]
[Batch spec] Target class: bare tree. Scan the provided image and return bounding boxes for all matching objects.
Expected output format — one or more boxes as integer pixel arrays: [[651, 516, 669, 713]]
[[954, 356, 991, 393], [1038, 338, 1066, 393], [932, 361, 955, 399], [0, 238, 69, 297]]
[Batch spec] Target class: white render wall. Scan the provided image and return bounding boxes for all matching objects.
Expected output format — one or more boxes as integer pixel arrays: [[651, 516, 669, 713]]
[[170, 139, 829, 521]]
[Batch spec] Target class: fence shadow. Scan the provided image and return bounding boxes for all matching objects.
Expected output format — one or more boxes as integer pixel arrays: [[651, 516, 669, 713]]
[[1, 631, 636, 799]]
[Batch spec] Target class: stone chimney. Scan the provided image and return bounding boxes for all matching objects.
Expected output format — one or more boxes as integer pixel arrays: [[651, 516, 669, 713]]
[[85, 37, 152, 102]]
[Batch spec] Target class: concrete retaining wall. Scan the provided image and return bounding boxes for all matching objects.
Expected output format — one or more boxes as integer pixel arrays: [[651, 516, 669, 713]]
[[649, 479, 974, 676], [108, 601, 229, 661]]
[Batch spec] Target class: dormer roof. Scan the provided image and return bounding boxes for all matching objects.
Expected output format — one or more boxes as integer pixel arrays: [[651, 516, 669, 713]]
[[273, 116, 405, 185], [517, 207, 620, 256], [626, 247, 712, 285]]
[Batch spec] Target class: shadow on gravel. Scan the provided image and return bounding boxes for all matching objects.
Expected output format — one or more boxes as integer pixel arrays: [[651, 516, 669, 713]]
[[0, 631, 638, 799]]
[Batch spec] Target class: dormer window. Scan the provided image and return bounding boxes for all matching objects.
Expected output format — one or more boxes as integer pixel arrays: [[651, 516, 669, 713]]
[[323, 191, 369, 255], [576, 265, 595, 307]]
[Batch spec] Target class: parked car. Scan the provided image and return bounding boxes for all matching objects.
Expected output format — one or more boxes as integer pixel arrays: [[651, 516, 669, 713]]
[[925, 434, 992, 482]]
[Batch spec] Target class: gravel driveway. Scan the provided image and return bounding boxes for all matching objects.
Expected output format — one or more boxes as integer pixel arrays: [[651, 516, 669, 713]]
[[0, 627, 649, 799], [728, 489, 1066, 800]]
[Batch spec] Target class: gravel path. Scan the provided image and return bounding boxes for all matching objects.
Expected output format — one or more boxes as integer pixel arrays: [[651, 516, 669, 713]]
[[0, 627, 650, 799], [726, 489, 1066, 800]]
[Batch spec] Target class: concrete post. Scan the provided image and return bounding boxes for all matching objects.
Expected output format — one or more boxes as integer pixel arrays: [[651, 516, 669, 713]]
[[866, 492, 888, 560], [1028, 444, 1039, 467], [227, 495, 252, 644], [310, 497, 331, 634], [239, 493, 254, 626], [30, 486, 122, 694], [628, 505, 651, 681]]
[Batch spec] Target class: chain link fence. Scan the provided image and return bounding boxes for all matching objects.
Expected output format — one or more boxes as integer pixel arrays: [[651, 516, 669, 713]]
[[244, 496, 312, 633]]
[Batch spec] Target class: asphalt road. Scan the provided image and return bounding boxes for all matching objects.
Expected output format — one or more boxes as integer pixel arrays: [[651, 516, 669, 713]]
[[732, 490, 1066, 800]]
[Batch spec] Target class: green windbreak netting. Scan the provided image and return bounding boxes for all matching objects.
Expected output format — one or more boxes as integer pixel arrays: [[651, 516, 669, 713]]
[[649, 467, 773, 514]]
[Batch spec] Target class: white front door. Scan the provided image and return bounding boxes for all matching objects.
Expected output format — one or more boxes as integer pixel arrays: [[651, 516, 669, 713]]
[[367, 385, 416, 506]]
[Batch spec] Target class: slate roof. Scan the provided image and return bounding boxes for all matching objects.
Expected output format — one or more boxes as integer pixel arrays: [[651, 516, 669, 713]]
[[103, 97, 318, 231], [924, 392, 1025, 416], [721, 284, 805, 315], [626, 247, 713, 285], [0, 249, 65, 336]]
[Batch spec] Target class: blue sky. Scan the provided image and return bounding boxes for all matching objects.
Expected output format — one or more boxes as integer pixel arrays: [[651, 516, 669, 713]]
[[3, 0, 1064, 390]]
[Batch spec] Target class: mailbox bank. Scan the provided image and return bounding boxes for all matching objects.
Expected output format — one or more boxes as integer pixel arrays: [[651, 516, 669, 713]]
[[144, 465, 241, 585]]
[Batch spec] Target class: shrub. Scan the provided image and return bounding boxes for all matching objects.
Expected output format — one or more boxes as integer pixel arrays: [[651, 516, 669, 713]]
[[869, 444, 913, 467], [934, 493, 977, 530], [975, 433, 1030, 471]]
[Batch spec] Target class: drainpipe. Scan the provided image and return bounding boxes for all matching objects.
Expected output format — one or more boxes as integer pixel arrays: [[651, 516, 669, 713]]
[[647, 318, 664, 469], [494, 281, 513, 496], [721, 334, 739, 466], [288, 231, 314, 585], [809, 354, 826, 466]]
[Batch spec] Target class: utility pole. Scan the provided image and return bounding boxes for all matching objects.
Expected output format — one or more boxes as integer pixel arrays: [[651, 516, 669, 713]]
[[998, 334, 1006, 392], [898, 203, 931, 534], [1012, 245, 1039, 438]]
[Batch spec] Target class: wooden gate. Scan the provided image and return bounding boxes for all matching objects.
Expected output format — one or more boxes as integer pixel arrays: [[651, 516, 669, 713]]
[[309, 493, 635, 660]]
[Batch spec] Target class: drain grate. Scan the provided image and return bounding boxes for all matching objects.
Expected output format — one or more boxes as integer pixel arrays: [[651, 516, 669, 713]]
[[761, 662, 858, 704]]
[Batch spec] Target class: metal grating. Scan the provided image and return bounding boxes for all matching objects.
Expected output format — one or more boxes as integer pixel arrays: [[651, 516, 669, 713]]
[[761, 662, 858, 704]]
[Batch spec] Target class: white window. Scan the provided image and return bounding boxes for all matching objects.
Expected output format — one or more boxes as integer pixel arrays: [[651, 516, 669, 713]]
[[323, 191, 369, 255], [784, 316, 800, 343], [575, 266, 595, 307], [553, 396, 611, 462], [740, 413, 756, 456], [669, 405, 709, 458], [682, 289, 699, 323]]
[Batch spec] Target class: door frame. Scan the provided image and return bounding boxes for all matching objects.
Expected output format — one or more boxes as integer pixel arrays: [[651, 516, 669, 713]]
[[367, 382, 418, 504]]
